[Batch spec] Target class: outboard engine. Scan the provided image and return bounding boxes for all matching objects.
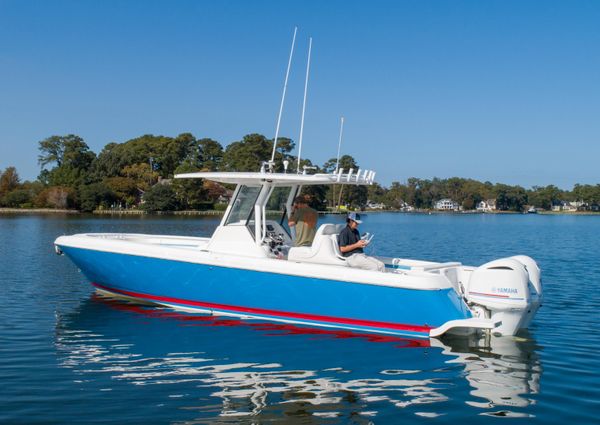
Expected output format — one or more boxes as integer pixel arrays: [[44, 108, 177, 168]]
[[465, 256, 542, 336], [510, 255, 543, 329]]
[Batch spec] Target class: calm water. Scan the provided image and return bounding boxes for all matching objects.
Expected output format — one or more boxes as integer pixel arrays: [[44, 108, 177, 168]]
[[1, 213, 599, 424]]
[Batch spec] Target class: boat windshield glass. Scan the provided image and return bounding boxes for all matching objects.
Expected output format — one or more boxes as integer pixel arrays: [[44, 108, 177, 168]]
[[266, 186, 293, 234], [225, 185, 261, 225]]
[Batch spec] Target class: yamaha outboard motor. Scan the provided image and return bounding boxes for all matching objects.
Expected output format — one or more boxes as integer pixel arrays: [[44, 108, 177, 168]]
[[465, 256, 542, 336]]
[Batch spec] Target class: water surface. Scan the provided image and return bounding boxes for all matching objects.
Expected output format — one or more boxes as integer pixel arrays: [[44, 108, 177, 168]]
[[1, 213, 598, 423]]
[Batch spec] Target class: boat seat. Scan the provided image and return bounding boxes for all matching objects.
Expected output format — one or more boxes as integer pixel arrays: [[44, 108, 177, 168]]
[[288, 223, 347, 266]]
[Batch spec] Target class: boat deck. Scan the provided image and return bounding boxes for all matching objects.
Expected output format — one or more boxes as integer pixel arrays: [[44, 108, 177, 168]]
[[84, 233, 211, 251], [78, 233, 461, 273]]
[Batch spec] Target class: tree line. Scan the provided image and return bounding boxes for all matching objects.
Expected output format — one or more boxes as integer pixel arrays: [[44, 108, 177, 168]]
[[366, 178, 600, 212], [1, 132, 599, 212]]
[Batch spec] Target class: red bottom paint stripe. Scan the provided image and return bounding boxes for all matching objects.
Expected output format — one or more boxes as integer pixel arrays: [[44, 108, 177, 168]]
[[93, 282, 432, 334]]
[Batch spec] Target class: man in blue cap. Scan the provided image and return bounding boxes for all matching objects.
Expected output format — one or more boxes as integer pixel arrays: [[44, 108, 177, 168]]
[[338, 212, 385, 272]]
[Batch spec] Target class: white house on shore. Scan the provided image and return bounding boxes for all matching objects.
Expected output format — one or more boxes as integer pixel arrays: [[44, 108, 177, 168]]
[[476, 199, 496, 212], [552, 201, 579, 212], [434, 198, 460, 211], [366, 200, 386, 210]]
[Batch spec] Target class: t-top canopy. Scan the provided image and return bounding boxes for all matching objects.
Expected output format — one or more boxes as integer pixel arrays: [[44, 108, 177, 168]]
[[174, 169, 376, 186]]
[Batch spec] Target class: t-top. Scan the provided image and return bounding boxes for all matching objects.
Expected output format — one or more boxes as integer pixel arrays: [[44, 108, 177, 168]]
[[290, 206, 318, 247], [338, 225, 363, 257]]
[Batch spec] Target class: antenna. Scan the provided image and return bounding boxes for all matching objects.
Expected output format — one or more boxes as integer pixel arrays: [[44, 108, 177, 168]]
[[334, 116, 344, 172], [270, 27, 298, 166], [297, 37, 312, 174]]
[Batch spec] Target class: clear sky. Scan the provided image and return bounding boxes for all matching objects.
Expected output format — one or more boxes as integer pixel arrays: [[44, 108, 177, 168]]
[[1, 0, 599, 188]]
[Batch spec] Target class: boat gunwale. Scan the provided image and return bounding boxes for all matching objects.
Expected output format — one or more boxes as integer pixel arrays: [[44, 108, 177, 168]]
[[55, 234, 454, 292]]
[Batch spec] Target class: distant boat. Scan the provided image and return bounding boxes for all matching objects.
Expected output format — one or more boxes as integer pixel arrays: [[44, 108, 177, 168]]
[[527, 207, 538, 214]]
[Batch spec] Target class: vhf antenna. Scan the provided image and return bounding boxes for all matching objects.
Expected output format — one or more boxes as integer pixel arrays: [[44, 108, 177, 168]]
[[334, 116, 345, 172], [297, 37, 312, 174], [270, 27, 298, 168]]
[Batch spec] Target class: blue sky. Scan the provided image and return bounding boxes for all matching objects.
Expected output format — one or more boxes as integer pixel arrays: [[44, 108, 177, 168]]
[[1, 0, 599, 188]]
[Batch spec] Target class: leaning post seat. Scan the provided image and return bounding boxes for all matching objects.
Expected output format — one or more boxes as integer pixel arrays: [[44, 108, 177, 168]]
[[288, 223, 347, 266]]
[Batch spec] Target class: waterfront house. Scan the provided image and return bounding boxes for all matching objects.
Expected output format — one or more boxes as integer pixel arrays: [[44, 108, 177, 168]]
[[389, 200, 414, 212], [570, 201, 586, 210], [366, 200, 386, 210], [553, 201, 579, 212], [435, 198, 459, 211], [574, 202, 600, 212], [476, 199, 496, 212]]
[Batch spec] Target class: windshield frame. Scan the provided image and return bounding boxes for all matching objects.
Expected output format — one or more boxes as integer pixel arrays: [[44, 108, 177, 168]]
[[224, 185, 262, 226], [264, 185, 295, 238]]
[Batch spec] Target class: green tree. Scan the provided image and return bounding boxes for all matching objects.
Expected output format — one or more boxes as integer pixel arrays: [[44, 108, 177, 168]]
[[142, 184, 179, 212], [79, 182, 116, 212], [38, 135, 95, 171], [222, 134, 294, 172], [104, 177, 139, 207], [38, 136, 65, 168], [461, 179, 487, 210], [444, 177, 464, 203], [157, 133, 197, 177], [20, 181, 44, 206], [301, 184, 328, 211], [1, 189, 31, 207], [197, 138, 224, 171], [122, 163, 159, 191], [367, 183, 387, 205], [495, 184, 528, 211], [38, 135, 96, 194], [91, 133, 196, 180], [406, 178, 430, 209], [322, 155, 367, 208], [384, 182, 410, 209], [571, 184, 600, 206], [171, 162, 209, 209], [529, 185, 563, 210]]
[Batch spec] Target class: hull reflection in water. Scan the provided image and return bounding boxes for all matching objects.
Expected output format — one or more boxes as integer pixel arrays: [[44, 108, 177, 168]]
[[55, 295, 542, 421], [433, 335, 542, 413]]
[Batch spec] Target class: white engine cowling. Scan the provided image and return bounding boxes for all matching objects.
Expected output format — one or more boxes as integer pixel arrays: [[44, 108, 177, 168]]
[[510, 255, 543, 329], [466, 256, 542, 336]]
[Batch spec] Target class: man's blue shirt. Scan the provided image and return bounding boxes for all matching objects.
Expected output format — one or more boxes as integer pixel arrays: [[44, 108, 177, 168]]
[[338, 225, 363, 257]]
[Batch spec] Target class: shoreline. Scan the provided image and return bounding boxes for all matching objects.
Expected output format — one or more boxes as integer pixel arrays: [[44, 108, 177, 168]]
[[91, 209, 225, 216], [0, 208, 79, 215], [2, 207, 599, 216]]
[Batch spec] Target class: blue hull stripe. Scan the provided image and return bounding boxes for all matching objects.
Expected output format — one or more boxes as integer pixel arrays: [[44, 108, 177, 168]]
[[59, 246, 472, 338]]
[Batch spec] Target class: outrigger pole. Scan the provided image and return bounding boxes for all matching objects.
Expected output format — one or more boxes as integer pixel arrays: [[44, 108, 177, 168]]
[[334, 116, 345, 172], [332, 116, 345, 208], [297, 37, 312, 174], [270, 27, 298, 166]]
